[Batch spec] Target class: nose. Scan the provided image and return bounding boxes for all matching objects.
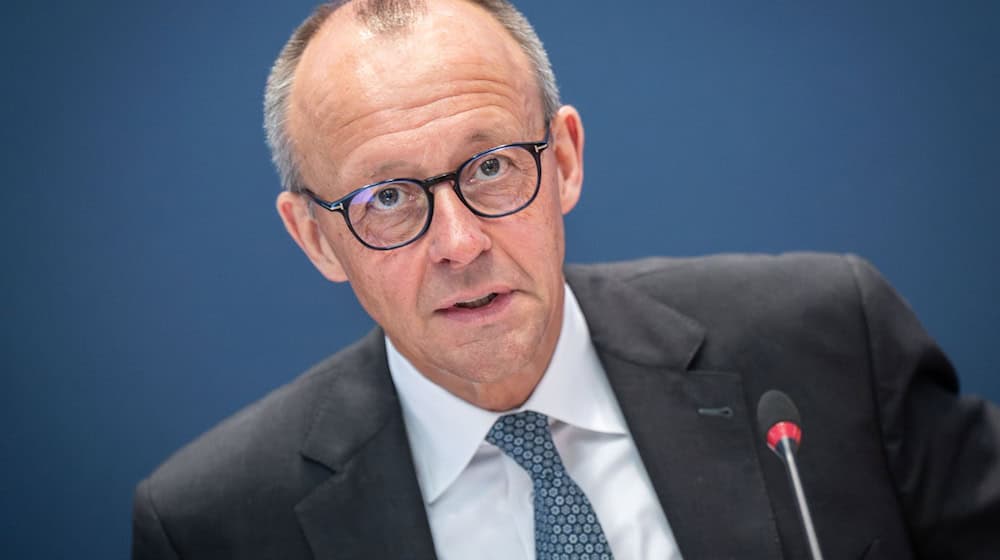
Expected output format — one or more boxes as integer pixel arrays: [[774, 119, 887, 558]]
[[425, 184, 492, 266]]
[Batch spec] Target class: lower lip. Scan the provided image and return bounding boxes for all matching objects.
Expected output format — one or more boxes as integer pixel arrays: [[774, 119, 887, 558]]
[[437, 291, 514, 324]]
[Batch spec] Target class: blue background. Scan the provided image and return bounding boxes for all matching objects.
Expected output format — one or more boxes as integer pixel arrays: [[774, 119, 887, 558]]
[[2, 1, 997, 557]]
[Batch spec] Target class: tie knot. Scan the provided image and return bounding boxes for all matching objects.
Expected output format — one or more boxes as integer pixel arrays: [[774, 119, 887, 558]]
[[485, 411, 564, 480]]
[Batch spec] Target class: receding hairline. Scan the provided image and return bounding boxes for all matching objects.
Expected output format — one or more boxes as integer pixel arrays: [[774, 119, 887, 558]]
[[302, 0, 534, 71], [292, 0, 543, 159], [264, 0, 561, 193]]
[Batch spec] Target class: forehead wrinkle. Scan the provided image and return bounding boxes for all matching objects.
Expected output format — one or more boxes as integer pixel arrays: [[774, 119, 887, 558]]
[[296, 94, 523, 195], [337, 87, 525, 147], [363, 122, 526, 180], [322, 79, 532, 175], [292, 51, 533, 188], [347, 104, 526, 184]]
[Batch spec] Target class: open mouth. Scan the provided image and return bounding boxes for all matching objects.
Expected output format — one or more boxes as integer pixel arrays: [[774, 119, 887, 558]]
[[454, 293, 498, 309]]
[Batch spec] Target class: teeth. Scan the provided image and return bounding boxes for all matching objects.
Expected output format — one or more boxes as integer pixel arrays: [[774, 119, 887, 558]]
[[454, 293, 498, 309]]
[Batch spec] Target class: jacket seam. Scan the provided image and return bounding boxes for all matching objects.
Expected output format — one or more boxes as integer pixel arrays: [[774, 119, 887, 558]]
[[844, 253, 911, 529], [142, 477, 183, 558]]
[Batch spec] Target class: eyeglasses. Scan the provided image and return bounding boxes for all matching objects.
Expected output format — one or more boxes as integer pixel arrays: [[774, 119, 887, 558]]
[[303, 130, 550, 250]]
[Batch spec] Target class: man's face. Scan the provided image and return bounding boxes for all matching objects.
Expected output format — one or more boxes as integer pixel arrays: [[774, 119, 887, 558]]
[[278, 0, 584, 410]]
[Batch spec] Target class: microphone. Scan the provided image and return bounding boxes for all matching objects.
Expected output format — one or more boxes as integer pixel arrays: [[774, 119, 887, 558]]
[[757, 390, 824, 560]]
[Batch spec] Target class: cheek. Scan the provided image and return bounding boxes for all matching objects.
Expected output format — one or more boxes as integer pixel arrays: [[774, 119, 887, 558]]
[[496, 200, 567, 281], [343, 252, 422, 321], [522, 185, 567, 252]]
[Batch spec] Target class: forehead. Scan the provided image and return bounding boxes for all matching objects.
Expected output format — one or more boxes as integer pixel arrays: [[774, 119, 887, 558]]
[[289, 0, 541, 188]]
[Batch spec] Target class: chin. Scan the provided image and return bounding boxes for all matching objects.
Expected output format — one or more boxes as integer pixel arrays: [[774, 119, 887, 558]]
[[447, 335, 539, 383]]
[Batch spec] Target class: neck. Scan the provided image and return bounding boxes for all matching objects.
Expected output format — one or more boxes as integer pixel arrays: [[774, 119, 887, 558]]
[[446, 367, 547, 411]]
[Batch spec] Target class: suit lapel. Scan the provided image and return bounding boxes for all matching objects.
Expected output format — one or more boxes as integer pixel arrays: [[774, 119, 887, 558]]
[[294, 331, 438, 560], [567, 266, 783, 559]]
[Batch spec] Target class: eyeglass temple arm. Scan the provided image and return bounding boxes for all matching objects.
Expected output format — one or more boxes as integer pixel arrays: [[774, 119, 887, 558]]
[[302, 188, 344, 213]]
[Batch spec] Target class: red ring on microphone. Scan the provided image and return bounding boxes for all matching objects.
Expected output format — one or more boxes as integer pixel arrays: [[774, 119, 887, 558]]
[[766, 421, 802, 450]]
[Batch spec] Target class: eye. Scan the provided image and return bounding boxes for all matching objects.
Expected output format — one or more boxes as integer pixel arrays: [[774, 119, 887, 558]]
[[372, 186, 402, 209], [473, 156, 508, 181]]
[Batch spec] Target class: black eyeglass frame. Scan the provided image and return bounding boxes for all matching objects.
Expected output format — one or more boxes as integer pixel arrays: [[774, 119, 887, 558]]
[[302, 130, 551, 251]]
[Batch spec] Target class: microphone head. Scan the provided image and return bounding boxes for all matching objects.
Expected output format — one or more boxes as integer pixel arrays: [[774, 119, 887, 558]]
[[757, 390, 803, 453]]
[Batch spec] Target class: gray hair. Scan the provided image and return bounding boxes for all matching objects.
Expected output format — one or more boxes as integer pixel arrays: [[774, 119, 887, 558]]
[[263, 0, 561, 193]]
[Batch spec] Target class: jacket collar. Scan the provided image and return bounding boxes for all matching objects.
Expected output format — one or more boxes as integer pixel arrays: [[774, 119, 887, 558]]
[[296, 329, 439, 559], [565, 263, 705, 370]]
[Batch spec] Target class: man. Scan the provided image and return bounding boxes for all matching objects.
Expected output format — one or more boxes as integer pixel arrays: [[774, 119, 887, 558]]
[[132, 1, 1000, 558]]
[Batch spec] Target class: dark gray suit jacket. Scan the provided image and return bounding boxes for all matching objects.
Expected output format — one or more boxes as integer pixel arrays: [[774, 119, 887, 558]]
[[133, 254, 1000, 559]]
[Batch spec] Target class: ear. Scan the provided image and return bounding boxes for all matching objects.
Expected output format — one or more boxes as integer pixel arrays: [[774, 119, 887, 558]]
[[550, 105, 585, 215], [276, 191, 349, 283]]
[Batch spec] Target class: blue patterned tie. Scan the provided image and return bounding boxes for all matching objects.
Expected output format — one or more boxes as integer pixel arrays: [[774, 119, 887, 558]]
[[486, 411, 614, 560]]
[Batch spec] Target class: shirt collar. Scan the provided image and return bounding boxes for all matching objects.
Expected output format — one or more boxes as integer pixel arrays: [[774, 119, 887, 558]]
[[387, 283, 628, 503]]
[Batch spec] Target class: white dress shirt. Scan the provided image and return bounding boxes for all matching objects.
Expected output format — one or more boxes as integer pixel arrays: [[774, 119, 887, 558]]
[[386, 284, 683, 560]]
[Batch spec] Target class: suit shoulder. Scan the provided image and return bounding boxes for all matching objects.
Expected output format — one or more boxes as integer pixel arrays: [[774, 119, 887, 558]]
[[570, 253, 880, 341], [138, 330, 386, 521], [570, 252, 866, 297]]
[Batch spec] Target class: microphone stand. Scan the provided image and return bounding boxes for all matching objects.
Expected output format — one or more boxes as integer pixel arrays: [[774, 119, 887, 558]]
[[775, 438, 824, 560]]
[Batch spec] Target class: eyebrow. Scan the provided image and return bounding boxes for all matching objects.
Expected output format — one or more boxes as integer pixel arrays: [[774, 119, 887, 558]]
[[362, 128, 518, 181], [366, 160, 413, 180]]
